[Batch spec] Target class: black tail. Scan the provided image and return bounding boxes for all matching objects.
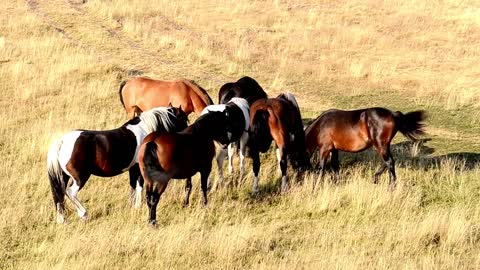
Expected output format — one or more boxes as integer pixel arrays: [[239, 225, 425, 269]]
[[249, 109, 272, 153], [119, 80, 127, 109], [47, 140, 66, 206], [394, 110, 427, 141], [143, 141, 163, 178]]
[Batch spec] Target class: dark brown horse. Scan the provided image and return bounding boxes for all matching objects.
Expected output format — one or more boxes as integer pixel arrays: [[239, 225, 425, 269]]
[[119, 77, 214, 118], [138, 109, 240, 226], [248, 93, 310, 194], [305, 107, 427, 191], [47, 106, 188, 224], [218, 76, 267, 105]]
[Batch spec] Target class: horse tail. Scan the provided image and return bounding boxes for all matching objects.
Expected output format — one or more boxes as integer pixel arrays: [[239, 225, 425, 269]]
[[47, 139, 65, 207], [143, 141, 163, 177], [250, 109, 272, 153], [118, 80, 128, 109], [394, 110, 427, 141]]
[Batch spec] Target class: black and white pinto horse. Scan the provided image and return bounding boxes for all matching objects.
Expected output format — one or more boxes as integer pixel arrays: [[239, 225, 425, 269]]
[[200, 98, 250, 187], [47, 106, 188, 223]]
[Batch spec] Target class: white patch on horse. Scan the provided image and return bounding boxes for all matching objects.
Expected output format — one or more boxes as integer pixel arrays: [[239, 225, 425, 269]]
[[58, 130, 82, 178], [201, 104, 226, 115], [125, 124, 147, 170], [228, 98, 250, 130], [66, 180, 87, 218], [134, 181, 143, 208]]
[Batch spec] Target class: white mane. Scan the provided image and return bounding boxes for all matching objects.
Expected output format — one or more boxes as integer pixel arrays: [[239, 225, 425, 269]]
[[138, 107, 176, 133], [201, 104, 226, 115]]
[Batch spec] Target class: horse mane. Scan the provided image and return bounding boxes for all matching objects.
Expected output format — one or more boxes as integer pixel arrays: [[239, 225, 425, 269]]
[[183, 79, 214, 105], [138, 107, 177, 133]]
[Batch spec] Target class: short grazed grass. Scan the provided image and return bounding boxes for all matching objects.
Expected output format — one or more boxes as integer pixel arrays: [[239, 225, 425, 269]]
[[1, 0, 479, 269]]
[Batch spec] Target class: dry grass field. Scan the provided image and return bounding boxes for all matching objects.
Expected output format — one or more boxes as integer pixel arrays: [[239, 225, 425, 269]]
[[1, 0, 480, 269]]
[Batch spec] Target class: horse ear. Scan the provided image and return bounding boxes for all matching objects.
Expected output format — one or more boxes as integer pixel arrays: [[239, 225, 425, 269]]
[[179, 105, 183, 112], [168, 102, 173, 107]]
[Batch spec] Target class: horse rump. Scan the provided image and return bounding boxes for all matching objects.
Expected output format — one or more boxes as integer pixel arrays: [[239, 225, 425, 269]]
[[142, 141, 164, 180], [394, 110, 427, 141], [249, 109, 272, 153]]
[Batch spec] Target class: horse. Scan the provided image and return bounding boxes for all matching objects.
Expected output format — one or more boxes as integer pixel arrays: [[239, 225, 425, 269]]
[[218, 76, 268, 105], [200, 98, 250, 187], [138, 109, 240, 226], [119, 77, 214, 118], [47, 106, 188, 224], [304, 107, 427, 191], [248, 92, 310, 194], [217, 76, 268, 178]]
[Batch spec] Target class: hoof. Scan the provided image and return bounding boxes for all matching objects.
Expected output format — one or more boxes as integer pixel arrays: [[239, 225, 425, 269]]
[[56, 215, 67, 224], [80, 213, 89, 222], [148, 220, 157, 228]]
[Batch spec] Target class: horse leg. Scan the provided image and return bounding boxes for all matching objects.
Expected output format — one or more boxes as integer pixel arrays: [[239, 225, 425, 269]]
[[215, 147, 228, 188], [238, 132, 249, 184], [276, 148, 282, 175], [146, 180, 168, 226], [55, 172, 70, 224], [183, 177, 192, 207], [227, 143, 234, 175], [251, 149, 261, 194], [65, 175, 89, 221], [200, 165, 212, 206], [331, 148, 340, 184], [128, 164, 143, 208], [278, 146, 289, 193], [373, 144, 397, 191], [313, 146, 330, 191]]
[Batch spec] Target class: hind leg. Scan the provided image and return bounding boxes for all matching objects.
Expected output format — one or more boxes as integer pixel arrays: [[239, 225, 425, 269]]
[[373, 144, 397, 191], [238, 132, 249, 183], [227, 143, 234, 174], [200, 164, 212, 206], [313, 146, 331, 191], [183, 177, 192, 207], [278, 146, 289, 193], [129, 164, 143, 208], [55, 172, 70, 224], [215, 147, 228, 188], [65, 176, 89, 221], [145, 179, 169, 226], [251, 149, 261, 194]]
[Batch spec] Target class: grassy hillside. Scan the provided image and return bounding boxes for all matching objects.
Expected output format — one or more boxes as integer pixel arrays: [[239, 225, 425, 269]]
[[1, 0, 479, 269]]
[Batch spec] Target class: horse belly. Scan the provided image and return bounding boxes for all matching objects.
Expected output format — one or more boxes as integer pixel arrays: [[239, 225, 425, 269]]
[[333, 129, 370, 153]]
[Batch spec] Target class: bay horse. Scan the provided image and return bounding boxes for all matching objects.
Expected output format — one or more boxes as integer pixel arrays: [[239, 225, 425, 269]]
[[217, 76, 268, 179], [47, 106, 188, 224], [248, 93, 310, 194], [200, 97, 250, 187], [304, 107, 427, 191], [218, 76, 268, 105], [138, 109, 240, 226], [119, 77, 214, 118]]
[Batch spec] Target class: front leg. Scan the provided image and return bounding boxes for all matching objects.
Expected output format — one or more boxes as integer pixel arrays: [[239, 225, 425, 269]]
[[227, 143, 234, 174], [238, 132, 249, 183], [251, 149, 261, 194], [200, 165, 212, 206], [215, 147, 228, 188]]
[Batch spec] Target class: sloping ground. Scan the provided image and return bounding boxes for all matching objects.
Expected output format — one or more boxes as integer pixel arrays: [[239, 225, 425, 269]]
[[0, 0, 479, 269]]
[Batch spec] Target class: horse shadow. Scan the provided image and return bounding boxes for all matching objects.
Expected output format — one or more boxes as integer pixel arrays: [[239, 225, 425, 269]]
[[310, 138, 480, 172]]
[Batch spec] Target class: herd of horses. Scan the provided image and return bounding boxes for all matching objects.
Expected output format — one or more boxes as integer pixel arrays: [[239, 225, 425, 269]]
[[47, 76, 427, 225]]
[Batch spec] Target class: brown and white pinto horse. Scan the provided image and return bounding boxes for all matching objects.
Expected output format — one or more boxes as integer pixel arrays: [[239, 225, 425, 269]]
[[47, 106, 188, 224], [138, 109, 239, 226], [248, 93, 310, 194], [119, 77, 214, 118], [305, 107, 427, 191]]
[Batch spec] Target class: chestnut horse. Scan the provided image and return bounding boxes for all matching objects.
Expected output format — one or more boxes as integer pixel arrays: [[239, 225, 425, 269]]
[[138, 109, 240, 226], [47, 106, 188, 224], [248, 93, 310, 194], [305, 107, 427, 191], [119, 77, 214, 118]]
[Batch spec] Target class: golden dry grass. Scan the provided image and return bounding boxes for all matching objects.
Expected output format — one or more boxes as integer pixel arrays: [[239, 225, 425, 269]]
[[1, 0, 480, 269]]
